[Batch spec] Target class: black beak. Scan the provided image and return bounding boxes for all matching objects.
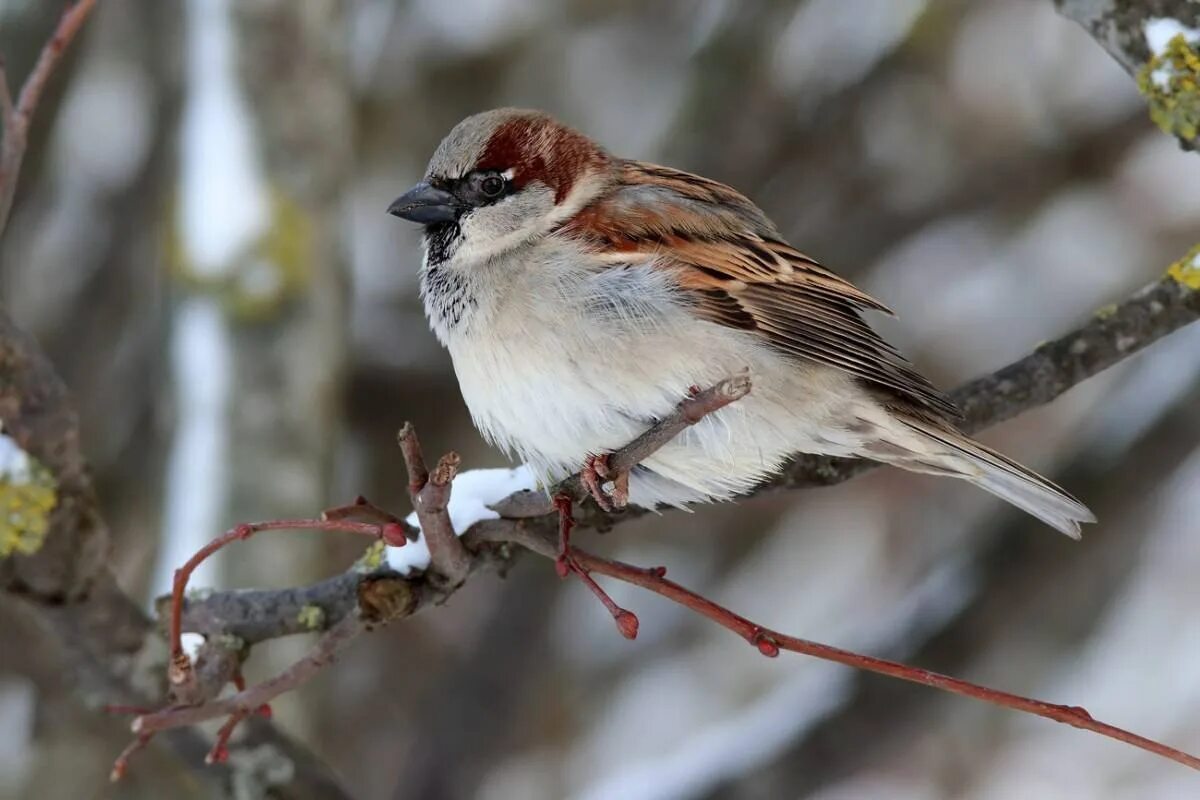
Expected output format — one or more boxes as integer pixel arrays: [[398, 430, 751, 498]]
[[387, 182, 459, 224]]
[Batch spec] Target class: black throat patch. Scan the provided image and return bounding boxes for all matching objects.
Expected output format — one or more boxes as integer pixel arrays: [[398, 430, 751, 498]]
[[421, 222, 476, 333]]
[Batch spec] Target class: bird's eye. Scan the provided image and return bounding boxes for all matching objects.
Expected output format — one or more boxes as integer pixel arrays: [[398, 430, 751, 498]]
[[480, 174, 505, 198]]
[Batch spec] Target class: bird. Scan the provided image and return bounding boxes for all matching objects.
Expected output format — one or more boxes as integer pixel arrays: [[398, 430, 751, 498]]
[[387, 108, 1095, 544]]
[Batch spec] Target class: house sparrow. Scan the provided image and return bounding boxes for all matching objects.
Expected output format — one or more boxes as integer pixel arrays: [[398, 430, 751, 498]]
[[388, 108, 1094, 538]]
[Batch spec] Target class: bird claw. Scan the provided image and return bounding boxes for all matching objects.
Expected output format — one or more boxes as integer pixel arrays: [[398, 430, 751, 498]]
[[581, 453, 628, 511]]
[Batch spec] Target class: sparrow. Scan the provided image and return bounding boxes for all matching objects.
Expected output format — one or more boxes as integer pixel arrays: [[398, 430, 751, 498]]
[[388, 108, 1095, 538]]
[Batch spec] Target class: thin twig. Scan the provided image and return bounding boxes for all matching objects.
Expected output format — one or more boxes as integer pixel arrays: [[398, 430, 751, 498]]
[[135, 614, 365, 737], [567, 549, 1200, 772], [0, 0, 98, 232], [322, 494, 419, 541], [397, 422, 429, 492], [166, 518, 400, 695], [108, 734, 153, 783]]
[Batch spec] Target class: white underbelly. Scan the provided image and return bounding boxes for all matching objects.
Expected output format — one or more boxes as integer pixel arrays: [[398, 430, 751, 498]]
[[447, 310, 867, 507]]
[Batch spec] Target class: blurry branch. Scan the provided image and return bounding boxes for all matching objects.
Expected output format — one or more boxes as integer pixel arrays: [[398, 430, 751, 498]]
[[1056, 0, 1200, 149], [0, 5, 353, 797], [0, 0, 96, 231]]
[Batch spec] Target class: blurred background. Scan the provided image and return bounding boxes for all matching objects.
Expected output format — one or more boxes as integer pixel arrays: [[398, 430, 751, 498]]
[[1, 0, 1199, 798]]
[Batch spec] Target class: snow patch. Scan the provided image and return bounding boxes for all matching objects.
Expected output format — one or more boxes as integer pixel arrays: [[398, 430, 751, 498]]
[[180, 632, 206, 661], [0, 429, 35, 486], [385, 465, 537, 575], [1145, 18, 1200, 57]]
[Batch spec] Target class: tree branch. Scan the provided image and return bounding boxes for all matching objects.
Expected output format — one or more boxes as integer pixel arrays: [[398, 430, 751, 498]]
[[159, 264, 1200, 777], [399, 422, 471, 586], [169, 429, 1200, 772], [1055, 0, 1200, 149], [0, 0, 97, 231]]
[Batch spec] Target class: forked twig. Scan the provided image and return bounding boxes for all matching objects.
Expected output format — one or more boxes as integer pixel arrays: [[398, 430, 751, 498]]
[[399, 422, 471, 584], [134, 614, 363, 745]]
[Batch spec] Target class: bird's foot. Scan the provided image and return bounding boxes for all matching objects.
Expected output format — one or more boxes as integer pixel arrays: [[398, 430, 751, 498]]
[[581, 453, 629, 511]]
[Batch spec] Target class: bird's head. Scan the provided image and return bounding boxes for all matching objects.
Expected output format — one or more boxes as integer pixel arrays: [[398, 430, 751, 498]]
[[388, 108, 612, 267]]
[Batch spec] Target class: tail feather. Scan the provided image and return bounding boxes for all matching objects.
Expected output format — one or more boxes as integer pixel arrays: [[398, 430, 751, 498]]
[[893, 418, 1096, 539]]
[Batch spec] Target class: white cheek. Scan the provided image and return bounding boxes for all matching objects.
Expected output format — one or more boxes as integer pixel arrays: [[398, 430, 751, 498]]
[[453, 192, 551, 264], [454, 209, 534, 265]]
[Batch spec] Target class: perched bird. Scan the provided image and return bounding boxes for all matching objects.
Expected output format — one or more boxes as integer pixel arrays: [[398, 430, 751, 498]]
[[388, 108, 1095, 539]]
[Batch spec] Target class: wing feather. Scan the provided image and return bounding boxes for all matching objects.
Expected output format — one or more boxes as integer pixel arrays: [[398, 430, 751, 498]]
[[557, 160, 960, 420]]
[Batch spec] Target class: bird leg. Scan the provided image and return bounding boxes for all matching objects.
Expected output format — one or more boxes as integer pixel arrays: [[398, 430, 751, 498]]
[[552, 493, 638, 639]]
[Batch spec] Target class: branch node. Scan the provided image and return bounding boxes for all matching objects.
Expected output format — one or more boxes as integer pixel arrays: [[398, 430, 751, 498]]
[[753, 633, 781, 658], [381, 522, 408, 547], [431, 451, 461, 486], [614, 609, 640, 640]]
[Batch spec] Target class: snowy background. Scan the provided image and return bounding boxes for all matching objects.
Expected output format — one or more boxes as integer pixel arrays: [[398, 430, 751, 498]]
[[1, 0, 1199, 798]]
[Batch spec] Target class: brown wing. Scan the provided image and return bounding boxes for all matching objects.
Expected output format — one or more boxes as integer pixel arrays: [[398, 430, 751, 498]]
[[559, 160, 960, 420]]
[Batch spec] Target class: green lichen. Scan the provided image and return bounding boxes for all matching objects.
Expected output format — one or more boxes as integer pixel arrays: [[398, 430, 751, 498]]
[[1167, 243, 1200, 290], [296, 604, 325, 631], [1137, 33, 1200, 142], [1093, 303, 1118, 321], [214, 633, 246, 652], [355, 539, 386, 572], [0, 437, 57, 558]]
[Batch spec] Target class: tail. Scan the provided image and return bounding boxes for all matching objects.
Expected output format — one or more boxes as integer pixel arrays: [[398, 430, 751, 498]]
[[878, 416, 1096, 539]]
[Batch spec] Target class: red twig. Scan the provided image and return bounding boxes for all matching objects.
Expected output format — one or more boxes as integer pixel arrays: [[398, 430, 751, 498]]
[[166, 517, 400, 695], [206, 710, 247, 765], [106, 515, 405, 783], [323, 494, 418, 542], [0, 0, 98, 233], [109, 734, 152, 783], [133, 613, 364, 737], [553, 494, 638, 638], [570, 550, 1200, 773]]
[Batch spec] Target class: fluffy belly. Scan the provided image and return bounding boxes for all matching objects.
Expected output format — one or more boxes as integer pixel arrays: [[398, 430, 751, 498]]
[[448, 317, 867, 508]]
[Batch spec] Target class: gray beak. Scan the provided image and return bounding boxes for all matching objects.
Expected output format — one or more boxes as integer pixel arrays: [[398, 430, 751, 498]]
[[387, 182, 459, 224]]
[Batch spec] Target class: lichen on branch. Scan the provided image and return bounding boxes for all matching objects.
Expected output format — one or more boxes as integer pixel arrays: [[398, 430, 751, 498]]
[[0, 429, 57, 557], [1137, 32, 1200, 142], [1167, 243, 1200, 289]]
